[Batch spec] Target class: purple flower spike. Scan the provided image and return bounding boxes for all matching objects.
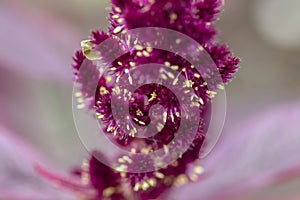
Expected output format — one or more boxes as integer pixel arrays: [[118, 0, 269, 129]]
[[70, 0, 240, 199]]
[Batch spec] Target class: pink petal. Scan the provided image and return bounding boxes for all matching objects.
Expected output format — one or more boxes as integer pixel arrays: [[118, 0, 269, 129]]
[[0, 1, 81, 82], [0, 126, 77, 200], [171, 102, 300, 200]]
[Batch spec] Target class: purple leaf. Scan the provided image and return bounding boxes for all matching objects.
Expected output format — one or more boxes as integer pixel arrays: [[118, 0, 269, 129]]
[[35, 164, 96, 199], [171, 102, 300, 200], [0, 1, 81, 82], [0, 126, 78, 200]]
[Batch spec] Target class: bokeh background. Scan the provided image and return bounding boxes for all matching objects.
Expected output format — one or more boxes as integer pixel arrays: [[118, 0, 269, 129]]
[[1, 0, 300, 199]]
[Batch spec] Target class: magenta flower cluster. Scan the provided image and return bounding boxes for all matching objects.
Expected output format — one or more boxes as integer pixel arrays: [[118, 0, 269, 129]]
[[71, 0, 240, 199]]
